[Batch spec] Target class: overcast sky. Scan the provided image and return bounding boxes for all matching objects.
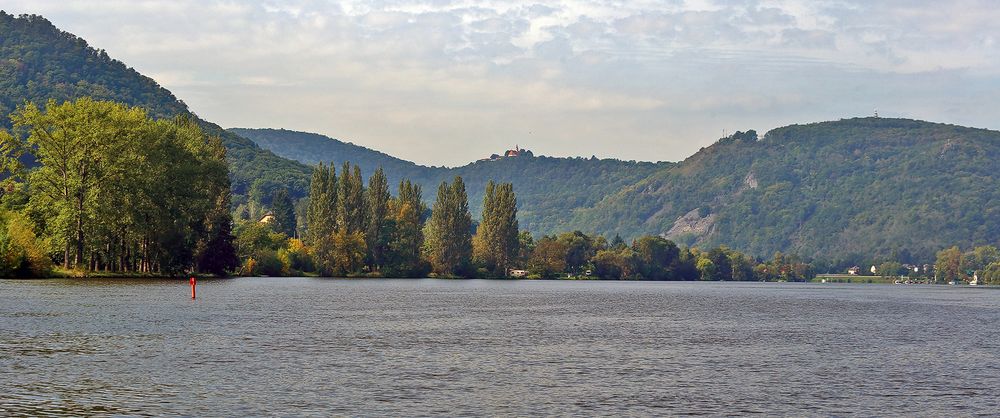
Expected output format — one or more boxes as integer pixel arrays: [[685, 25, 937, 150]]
[[5, 1, 999, 166]]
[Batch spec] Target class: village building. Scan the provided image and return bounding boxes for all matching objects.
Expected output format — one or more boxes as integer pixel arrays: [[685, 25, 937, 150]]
[[486, 146, 534, 161], [258, 212, 276, 224]]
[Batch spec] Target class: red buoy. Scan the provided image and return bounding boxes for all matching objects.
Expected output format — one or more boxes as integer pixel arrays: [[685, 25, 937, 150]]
[[190, 276, 196, 299]]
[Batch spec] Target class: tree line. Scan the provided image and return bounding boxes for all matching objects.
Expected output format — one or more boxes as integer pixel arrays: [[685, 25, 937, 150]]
[[235, 161, 815, 281], [0, 98, 237, 276]]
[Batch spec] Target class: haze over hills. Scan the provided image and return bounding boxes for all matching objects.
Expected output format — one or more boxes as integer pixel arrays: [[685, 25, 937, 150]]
[[2, 11, 998, 265]]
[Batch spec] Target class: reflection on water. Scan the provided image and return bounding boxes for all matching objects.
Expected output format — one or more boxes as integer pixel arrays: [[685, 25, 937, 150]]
[[1, 278, 999, 415]]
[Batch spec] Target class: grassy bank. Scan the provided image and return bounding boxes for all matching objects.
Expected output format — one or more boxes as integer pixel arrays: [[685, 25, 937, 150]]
[[45, 268, 220, 279], [813, 274, 905, 284]]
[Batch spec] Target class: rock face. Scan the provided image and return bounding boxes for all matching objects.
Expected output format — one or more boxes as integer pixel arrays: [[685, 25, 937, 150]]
[[664, 208, 716, 241], [743, 170, 758, 189]]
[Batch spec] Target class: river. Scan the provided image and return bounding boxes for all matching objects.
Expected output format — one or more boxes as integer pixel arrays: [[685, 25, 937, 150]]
[[1, 278, 998, 416]]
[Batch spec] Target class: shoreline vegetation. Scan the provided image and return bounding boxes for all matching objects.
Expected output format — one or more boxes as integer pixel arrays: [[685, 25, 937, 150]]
[[1, 98, 999, 285]]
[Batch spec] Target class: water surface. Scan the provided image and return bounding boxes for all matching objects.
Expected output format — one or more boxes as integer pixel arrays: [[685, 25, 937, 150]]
[[2, 278, 998, 416]]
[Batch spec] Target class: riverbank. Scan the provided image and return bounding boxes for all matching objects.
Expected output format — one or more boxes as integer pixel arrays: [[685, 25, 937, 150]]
[[43, 268, 221, 280]]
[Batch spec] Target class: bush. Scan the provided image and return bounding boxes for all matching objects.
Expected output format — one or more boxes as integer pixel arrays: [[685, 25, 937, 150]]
[[0, 210, 51, 277]]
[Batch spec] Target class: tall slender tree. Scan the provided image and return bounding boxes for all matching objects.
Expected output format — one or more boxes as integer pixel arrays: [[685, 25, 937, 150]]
[[474, 181, 519, 276], [388, 180, 426, 276], [337, 162, 365, 234], [426, 176, 472, 276], [365, 167, 391, 271], [305, 163, 337, 247]]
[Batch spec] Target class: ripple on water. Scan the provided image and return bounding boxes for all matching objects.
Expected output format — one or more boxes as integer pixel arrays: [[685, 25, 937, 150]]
[[0, 278, 998, 416]]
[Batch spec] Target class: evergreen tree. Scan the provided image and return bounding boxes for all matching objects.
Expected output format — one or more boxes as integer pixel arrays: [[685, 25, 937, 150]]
[[270, 188, 296, 238]]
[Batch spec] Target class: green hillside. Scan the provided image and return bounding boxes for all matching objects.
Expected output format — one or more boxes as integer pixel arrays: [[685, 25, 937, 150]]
[[229, 128, 432, 186], [230, 128, 668, 234], [0, 12, 310, 203], [569, 118, 1000, 263]]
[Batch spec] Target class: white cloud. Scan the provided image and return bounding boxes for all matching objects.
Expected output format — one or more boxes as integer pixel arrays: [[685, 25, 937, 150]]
[[1, 0, 999, 165]]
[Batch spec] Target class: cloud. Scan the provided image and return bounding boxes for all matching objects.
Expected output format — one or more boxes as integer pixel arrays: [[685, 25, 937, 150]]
[[1, 0, 998, 165]]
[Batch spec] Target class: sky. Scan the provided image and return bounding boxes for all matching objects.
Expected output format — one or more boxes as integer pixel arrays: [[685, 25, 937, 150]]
[[4, 1, 1000, 166]]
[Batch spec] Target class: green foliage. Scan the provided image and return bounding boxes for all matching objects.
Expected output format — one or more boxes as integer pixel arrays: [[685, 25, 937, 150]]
[[0, 13, 311, 204], [229, 128, 667, 237], [934, 245, 1000, 283], [528, 235, 567, 279], [557, 231, 600, 274], [6, 98, 236, 275], [473, 181, 519, 276], [270, 188, 296, 238], [365, 167, 391, 270], [234, 221, 287, 262], [0, 209, 50, 277], [305, 163, 337, 247], [426, 177, 473, 276], [336, 163, 366, 234], [570, 119, 1000, 264], [632, 236, 681, 280], [934, 246, 963, 283], [314, 229, 366, 277], [383, 180, 428, 277]]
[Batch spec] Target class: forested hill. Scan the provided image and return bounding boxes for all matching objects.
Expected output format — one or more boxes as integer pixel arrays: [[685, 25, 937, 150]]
[[230, 127, 669, 234], [230, 128, 431, 184], [0, 12, 311, 203], [567, 118, 1000, 263]]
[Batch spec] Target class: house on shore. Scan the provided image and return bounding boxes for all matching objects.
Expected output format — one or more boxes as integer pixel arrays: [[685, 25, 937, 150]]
[[508, 269, 528, 278]]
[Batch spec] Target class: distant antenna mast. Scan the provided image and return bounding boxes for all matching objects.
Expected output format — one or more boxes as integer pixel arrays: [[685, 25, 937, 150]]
[[874, 109, 879, 118]]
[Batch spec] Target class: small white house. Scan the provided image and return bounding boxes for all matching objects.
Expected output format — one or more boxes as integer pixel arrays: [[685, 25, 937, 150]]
[[508, 269, 528, 278]]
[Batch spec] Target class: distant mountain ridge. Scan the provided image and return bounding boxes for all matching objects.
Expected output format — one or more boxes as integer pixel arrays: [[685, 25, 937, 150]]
[[230, 127, 669, 234], [4, 11, 998, 265], [567, 118, 1000, 262], [234, 118, 1000, 264]]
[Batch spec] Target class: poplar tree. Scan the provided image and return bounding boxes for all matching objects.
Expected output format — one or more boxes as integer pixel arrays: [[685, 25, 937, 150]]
[[427, 176, 472, 276], [492, 182, 519, 274], [474, 181, 519, 276], [305, 163, 337, 247], [388, 180, 426, 276], [337, 162, 365, 234], [365, 167, 391, 271]]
